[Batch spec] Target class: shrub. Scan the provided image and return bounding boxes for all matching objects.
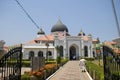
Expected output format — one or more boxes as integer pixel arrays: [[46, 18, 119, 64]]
[[111, 72, 120, 80], [44, 64, 57, 77], [22, 59, 30, 61], [106, 56, 113, 62], [83, 57, 95, 61], [45, 61, 56, 64], [22, 59, 68, 80], [29, 70, 44, 80], [22, 61, 31, 67], [56, 56, 61, 64], [61, 58, 68, 66], [28, 63, 57, 79], [21, 74, 30, 80]]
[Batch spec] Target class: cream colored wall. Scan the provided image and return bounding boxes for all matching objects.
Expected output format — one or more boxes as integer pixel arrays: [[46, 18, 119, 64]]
[[23, 47, 54, 59]]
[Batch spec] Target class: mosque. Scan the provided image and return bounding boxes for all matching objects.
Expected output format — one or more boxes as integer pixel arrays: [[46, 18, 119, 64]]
[[23, 20, 99, 60]]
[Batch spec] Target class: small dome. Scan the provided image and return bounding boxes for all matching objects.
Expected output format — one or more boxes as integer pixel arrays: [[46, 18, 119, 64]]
[[51, 19, 68, 32], [78, 29, 85, 36], [37, 28, 45, 35]]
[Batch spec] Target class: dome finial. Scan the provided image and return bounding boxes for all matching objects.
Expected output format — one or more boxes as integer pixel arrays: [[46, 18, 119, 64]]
[[80, 29, 83, 32], [57, 19, 63, 25], [37, 28, 45, 35], [78, 28, 85, 36]]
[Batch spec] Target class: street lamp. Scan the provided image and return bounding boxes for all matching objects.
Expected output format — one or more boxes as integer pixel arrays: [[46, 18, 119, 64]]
[[89, 45, 91, 57], [45, 42, 49, 61], [37, 28, 50, 61]]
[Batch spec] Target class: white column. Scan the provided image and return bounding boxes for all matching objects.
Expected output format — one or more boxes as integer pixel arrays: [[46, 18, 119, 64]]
[[81, 38, 84, 57], [53, 48, 57, 59]]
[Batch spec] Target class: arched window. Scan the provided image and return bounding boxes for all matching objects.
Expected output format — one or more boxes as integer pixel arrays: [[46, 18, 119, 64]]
[[93, 51, 95, 57], [84, 46, 88, 57], [38, 51, 43, 57], [47, 51, 52, 56], [29, 51, 34, 59]]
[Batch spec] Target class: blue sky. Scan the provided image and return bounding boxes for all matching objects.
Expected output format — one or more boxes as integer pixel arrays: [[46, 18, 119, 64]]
[[0, 0, 120, 46]]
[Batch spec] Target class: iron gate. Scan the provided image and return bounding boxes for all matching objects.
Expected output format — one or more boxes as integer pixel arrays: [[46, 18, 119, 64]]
[[103, 46, 120, 80], [0, 46, 22, 80]]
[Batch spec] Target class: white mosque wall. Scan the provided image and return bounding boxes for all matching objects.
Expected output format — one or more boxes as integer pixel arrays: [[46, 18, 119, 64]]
[[23, 45, 55, 59], [23, 35, 94, 60], [83, 41, 93, 57]]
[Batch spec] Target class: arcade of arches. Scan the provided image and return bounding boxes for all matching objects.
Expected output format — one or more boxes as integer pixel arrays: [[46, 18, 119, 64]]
[[69, 45, 89, 60], [29, 50, 52, 59], [28, 45, 89, 60]]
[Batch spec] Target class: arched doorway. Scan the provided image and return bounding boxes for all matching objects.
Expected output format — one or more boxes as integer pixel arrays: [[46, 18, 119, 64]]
[[84, 46, 88, 57], [70, 46, 76, 60]]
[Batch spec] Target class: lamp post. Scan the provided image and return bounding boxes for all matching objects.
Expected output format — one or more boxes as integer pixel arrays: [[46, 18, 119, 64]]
[[89, 45, 91, 57], [45, 42, 49, 61], [37, 28, 50, 61], [96, 46, 101, 66]]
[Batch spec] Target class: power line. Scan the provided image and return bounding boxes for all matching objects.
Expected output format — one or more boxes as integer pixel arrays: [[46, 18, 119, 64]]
[[111, 0, 120, 37], [14, 0, 39, 29]]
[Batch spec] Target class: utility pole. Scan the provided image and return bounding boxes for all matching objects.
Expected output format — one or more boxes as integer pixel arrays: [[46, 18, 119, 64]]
[[111, 0, 120, 37]]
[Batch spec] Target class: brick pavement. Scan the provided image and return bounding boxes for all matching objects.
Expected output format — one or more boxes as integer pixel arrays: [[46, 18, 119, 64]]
[[48, 61, 92, 80]]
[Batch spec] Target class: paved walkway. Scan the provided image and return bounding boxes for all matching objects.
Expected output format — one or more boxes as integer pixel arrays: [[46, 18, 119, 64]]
[[48, 61, 92, 80], [21, 67, 31, 75]]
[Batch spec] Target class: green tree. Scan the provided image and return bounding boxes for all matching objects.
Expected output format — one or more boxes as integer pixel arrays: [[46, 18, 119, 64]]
[[55, 46, 61, 64]]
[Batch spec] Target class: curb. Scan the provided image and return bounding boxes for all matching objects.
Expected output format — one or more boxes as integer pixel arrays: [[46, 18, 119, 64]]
[[86, 70, 93, 80], [46, 61, 68, 80], [46, 66, 62, 80]]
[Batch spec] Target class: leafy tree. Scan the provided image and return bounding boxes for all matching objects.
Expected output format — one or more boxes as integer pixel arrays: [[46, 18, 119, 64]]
[[55, 46, 61, 64]]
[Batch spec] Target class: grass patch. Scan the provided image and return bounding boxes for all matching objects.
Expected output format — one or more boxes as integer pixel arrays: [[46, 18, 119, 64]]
[[91, 59, 103, 66], [86, 60, 104, 80]]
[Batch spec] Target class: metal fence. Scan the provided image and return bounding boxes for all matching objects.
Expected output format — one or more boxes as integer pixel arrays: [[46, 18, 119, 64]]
[[103, 46, 120, 80], [0, 46, 22, 80]]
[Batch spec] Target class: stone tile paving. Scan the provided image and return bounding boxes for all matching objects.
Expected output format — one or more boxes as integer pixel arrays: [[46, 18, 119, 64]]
[[49, 61, 92, 80], [21, 67, 31, 75]]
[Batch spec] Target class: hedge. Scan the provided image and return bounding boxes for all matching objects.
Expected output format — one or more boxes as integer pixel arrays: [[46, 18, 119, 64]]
[[21, 59, 68, 80]]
